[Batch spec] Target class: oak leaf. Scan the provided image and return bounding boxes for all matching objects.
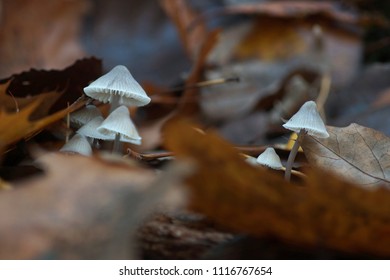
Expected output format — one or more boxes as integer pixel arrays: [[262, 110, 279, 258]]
[[302, 123, 390, 187], [0, 94, 85, 152]]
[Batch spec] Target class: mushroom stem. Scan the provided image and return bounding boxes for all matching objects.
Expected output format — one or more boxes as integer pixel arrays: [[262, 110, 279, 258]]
[[109, 94, 120, 114], [112, 133, 122, 153], [284, 129, 306, 181]]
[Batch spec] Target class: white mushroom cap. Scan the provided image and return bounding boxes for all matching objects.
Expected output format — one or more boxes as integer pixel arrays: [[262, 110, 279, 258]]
[[245, 156, 258, 166], [83, 65, 151, 107], [97, 105, 142, 145], [256, 147, 284, 170], [70, 105, 102, 127], [282, 101, 329, 138], [77, 116, 114, 141], [60, 134, 92, 156]]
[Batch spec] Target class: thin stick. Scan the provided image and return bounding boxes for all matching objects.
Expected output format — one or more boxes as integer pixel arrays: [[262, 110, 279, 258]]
[[126, 149, 173, 161], [126, 145, 281, 162], [8, 90, 19, 113], [316, 73, 331, 119], [157, 77, 239, 95], [65, 102, 70, 143]]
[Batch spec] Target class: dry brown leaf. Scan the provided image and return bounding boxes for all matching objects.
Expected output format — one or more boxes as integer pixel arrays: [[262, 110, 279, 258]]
[[0, 0, 90, 78], [159, 0, 208, 60], [0, 95, 86, 151], [0, 82, 62, 120], [0, 58, 102, 113], [0, 58, 102, 152], [163, 119, 390, 257], [175, 29, 220, 117], [234, 18, 306, 61], [302, 123, 390, 187], [220, 1, 361, 25], [0, 152, 190, 259]]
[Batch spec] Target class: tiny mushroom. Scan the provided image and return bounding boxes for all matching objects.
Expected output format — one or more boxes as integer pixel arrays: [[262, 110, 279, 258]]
[[60, 134, 92, 156], [245, 156, 258, 166], [256, 147, 284, 170], [83, 65, 151, 153], [97, 105, 142, 153], [69, 104, 102, 128], [282, 100, 329, 181], [77, 116, 114, 142], [83, 65, 151, 113]]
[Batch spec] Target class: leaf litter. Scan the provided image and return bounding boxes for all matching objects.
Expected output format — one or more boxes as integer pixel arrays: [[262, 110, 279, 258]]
[[163, 120, 390, 257], [0, 152, 192, 259], [0, 0, 390, 260]]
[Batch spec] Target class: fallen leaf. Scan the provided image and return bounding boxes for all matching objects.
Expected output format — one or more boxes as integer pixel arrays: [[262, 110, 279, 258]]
[[218, 1, 362, 25], [234, 18, 306, 61], [0, 152, 190, 259], [0, 58, 102, 113], [163, 119, 390, 257], [0, 95, 86, 151], [175, 29, 220, 117], [160, 0, 208, 60], [302, 123, 390, 187], [0, 0, 90, 78]]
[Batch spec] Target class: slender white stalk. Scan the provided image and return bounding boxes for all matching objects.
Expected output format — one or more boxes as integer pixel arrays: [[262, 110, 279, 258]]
[[284, 130, 305, 181], [109, 94, 120, 113], [112, 133, 122, 153], [109, 95, 122, 153]]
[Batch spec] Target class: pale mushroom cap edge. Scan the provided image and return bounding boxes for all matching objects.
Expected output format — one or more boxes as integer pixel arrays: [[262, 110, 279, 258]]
[[60, 134, 92, 156], [83, 65, 151, 107], [256, 147, 284, 170], [282, 101, 329, 138], [97, 105, 142, 145]]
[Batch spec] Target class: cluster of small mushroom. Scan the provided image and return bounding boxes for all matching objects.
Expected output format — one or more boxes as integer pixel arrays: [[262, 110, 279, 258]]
[[60, 65, 151, 156], [248, 101, 329, 181]]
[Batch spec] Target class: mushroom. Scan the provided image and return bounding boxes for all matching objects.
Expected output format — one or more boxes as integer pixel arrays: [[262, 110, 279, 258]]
[[282, 100, 329, 181], [77, 116, 114, 143], [256, 147, 284, 170], [83, 65, 151, 113], [70, 104, 102, 128], [97, 105, 142, 153], [60, 134, 92, 156], [245, 155, 258, 166]]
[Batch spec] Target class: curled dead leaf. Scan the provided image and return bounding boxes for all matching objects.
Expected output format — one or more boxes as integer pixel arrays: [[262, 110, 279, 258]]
[[302, 123, 390, 187]]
